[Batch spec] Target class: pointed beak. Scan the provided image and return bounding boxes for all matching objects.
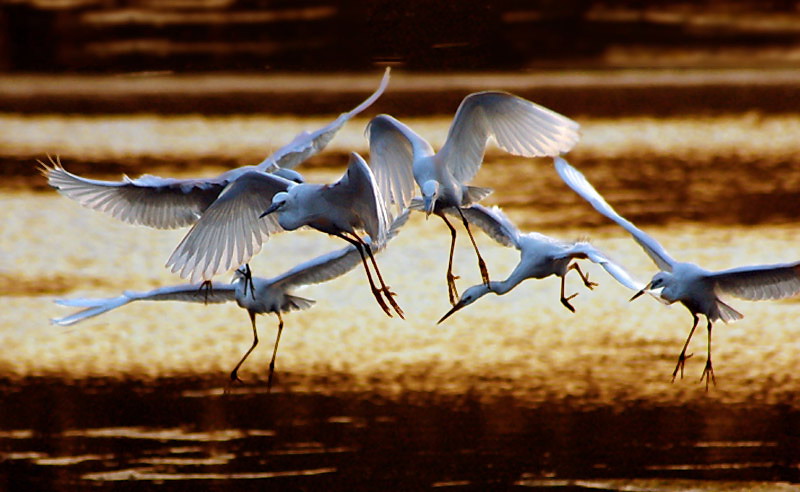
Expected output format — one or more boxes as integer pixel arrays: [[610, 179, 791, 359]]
[[437, 301, 465, 325], [629, 282, 652, 302], [259, 202, 282, 218], [423, 196, 435, 219]]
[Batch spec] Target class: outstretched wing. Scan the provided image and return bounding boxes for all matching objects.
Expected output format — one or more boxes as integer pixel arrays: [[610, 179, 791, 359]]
[[453, 204, 522, 249], [555, 157, 676, 272], [562, 243, 646, 292], [323, 152, 392, 247], [366, 114, 427, 218], [439, 91, 580, 184], [51, 282, 236, 326], [41, 156, 235, 229], [260, 67, 391, 172], [712, 262, 800, 301], [275, 210, 409, 291], [166, 171, 293, 282]]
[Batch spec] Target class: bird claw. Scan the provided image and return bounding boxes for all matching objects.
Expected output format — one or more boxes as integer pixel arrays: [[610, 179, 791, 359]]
[[671, 351, 693, 382], [197, 280, 213, 305], [382, 286, 405, 319], [700, 359, 716, 391], [583, 273, 599, 290], [446, 273, 460, 306], [372, 287, 394, 318], [560, 294, 577, 313]]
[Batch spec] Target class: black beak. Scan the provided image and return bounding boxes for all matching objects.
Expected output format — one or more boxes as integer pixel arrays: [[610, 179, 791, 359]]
[[259, 202, 282, 218], [437, 301, 465, 325], [629, 282, 651, 302]]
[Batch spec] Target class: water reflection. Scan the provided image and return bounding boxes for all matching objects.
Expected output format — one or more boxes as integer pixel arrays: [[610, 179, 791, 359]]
[[0, 379, 798, 489]]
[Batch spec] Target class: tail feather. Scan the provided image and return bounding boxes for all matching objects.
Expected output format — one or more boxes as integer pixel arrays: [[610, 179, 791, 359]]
[[715, 299, 744, 323]]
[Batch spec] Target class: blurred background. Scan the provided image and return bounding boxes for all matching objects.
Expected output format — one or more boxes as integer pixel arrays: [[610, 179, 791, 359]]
[[2, 1, 800, 490]]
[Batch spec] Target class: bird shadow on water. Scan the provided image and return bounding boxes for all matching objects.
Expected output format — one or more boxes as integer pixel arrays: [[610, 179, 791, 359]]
[[0, 377, 798, 491]]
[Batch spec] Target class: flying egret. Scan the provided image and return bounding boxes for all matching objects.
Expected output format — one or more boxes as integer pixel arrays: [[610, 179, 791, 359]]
[[555, 156, 800, 388], [52, 211, 409, 390], [258, 152, 403, 318], [437, 204, 644, 324], [40, 67, 389, 231], [366, 91, 580, 305]]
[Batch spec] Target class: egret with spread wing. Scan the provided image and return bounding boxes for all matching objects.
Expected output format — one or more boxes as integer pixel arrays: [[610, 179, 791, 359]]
[[555, 156, 800, 388], [40, 67, 390, 230], [437, 204, 644, 324], [259, 152, 403, 318], [367, 91, 580, 305], [53, 211, 409, 390]]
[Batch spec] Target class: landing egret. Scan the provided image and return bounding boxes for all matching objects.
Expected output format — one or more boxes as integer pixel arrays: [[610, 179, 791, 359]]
[[40, 67, 390, 230], [258, 152, 403, 318], [555, 157, 800, 388], [366, 91, 580, 305], [437, 204, 643, 324], [52, 211, 409, 389]]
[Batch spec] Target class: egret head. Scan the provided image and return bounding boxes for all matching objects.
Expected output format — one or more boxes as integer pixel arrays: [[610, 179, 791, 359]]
[[421, 180, 440, 218], [629, 271, 672, 302], [260, 191, 289, 218], [437, 283, 492, 324]]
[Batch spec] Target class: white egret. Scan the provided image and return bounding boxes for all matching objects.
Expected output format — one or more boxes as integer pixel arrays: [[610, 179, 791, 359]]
[[437, 204, 644, 324], [555, 156, 800, 388], [41, 67, 389, 230], [52, 211, 409, 389], [366, 91, 580, 305], [257, 152, 403, 318]]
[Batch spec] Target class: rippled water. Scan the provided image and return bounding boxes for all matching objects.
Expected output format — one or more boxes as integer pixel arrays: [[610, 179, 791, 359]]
[[2, 80, 800, 489]]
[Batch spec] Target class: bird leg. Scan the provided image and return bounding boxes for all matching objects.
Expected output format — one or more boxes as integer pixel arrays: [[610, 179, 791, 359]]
[[672, 314, 699, 382], [455, 207, 490, 286], [568, 262, 598, 290], [197, 280, 213, 305], [559, 275, 578, 313], [700, 318, 716, 391], [241, 264, 256, 300], [267, 312, 284, 393], [336, 233, 394, 318], [439, 213, 460, 305], [229, 310, 259, 385], [347, 232, 404, 319]]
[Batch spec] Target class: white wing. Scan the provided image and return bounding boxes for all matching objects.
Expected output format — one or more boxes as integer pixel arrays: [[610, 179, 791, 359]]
[[555, 157, 676, 272], [323, 152, 392, 247], [275, 210, 409, 291], [439, 92, 580, 184], [453, 204, 522, 249], [366, 114, 429, 218], [41, 156, 240, 229], [711, 262, 800, 301], [166, 171, 293, 282], [51, 282, 236, 326], [562, 243, 647, 292], [260, 67, 391, 172]]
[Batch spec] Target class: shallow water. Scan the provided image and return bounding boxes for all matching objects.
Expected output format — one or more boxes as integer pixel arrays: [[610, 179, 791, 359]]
[[1, 85, 800, 489]]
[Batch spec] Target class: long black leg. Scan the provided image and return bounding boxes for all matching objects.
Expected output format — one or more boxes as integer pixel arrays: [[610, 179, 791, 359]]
[[559, 274, 578, 313], [455, 207, 490, 286], [267, 312, 284, 393], [345, 232, 404, 319], [672, 313, 699, 382], [439, 213, 460, 306], [335, 233, 393, 317], [700, 318, 716, 391], [242, 264, 256, 300], [230, 310, 259, 384]]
